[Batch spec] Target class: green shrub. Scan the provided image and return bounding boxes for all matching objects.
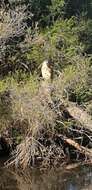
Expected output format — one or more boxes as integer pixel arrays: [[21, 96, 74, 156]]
[[54, 56, 92, 105]]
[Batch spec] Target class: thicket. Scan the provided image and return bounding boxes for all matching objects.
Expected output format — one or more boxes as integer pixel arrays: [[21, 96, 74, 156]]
[[0, 0, 92, 168]]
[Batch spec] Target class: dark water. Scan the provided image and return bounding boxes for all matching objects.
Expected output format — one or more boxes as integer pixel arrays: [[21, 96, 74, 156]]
[[0, 160, 92, 190]]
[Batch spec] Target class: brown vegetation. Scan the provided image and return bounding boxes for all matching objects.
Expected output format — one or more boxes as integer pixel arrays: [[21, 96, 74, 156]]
[[4, 83, 92, 169]]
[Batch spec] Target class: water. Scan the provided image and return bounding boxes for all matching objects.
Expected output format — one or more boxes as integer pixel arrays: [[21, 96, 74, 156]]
[[0, 159, 92, 190]]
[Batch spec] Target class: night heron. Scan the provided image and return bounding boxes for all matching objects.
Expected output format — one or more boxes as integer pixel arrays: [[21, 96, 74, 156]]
[[41, 59, 53, 81]]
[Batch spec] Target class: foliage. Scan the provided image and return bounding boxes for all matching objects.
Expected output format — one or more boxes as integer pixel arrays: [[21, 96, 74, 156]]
[[1, 0, 92, 75], [54, 56, 92, 105], [0, 0, 92, 167], [77, 19, 92, 54], [64, 0, 92, 19]]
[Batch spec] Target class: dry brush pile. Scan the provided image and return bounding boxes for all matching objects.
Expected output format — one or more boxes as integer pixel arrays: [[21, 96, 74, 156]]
[[4, 78, 92, 170]]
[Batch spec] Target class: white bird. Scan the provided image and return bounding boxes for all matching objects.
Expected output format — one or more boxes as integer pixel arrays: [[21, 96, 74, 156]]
[[41, 60, 53, 81]]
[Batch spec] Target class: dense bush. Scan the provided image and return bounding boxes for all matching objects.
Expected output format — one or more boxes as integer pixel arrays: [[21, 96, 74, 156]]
[[54, 56, 92, 105], [1, 0, 92, 76], [0, 0, 92, 130]]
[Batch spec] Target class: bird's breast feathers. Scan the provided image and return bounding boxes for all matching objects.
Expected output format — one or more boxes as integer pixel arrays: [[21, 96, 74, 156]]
[[41, 65, 51, 80]]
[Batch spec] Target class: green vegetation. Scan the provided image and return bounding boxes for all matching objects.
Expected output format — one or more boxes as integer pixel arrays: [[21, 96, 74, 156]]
[[0, 0, 92, 169]]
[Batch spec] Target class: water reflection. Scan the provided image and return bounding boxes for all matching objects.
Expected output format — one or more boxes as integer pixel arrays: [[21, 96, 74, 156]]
[[0, 158, 31, 190], [0, 168, 18, 190], [30, 166, 92, 190], [0, 160, 92, 190]]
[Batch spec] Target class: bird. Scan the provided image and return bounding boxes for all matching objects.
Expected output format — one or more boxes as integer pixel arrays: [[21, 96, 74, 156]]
[[41, 59, 53, 81]]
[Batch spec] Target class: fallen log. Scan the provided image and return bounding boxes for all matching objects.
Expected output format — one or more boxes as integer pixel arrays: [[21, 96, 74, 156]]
[[64, 137, 92, 158], [67, 102, 92, 132]]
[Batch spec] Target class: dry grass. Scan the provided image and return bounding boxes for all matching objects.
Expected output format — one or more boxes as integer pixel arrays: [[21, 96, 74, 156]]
[[2, 59, 92, 169], [4, 79, 58, 169]]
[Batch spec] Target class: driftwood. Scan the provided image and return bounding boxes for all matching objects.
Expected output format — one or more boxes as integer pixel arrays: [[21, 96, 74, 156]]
[[67, 102, 92, 132], [64, 137, 92, 158]]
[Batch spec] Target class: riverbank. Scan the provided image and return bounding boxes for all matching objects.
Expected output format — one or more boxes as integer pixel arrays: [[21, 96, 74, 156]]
[[0, 0, 92, 174], [0, 75, 92, 170], [1, 92, 92, 170]]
